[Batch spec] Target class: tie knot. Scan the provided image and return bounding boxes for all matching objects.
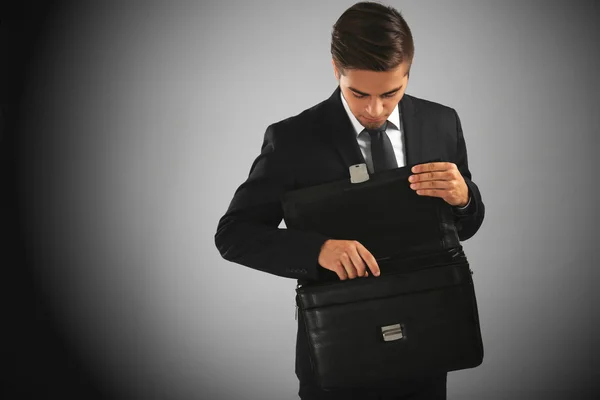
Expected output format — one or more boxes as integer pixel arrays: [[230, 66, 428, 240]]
[[365, 121, 388, 137]]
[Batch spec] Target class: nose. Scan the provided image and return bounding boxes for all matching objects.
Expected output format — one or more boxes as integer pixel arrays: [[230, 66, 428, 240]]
[[365, 97, 383, 118]]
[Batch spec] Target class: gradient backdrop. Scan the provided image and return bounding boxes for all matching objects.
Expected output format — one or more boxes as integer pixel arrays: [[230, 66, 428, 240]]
[[8, 0, 599, 399]]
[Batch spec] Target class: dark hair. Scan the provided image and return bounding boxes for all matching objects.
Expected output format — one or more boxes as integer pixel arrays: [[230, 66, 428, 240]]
[[331, 1, 414, 74]]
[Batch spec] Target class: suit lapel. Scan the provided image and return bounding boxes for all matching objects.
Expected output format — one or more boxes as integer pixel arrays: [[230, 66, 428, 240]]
[[323, 86, 366, 170], [399, 94, 424, 166], [323, 86, 426, 174]]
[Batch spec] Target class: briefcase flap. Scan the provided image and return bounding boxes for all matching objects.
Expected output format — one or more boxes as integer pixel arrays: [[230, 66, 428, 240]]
[[296, 258, 471, 310], [281, 163, 460, 261]]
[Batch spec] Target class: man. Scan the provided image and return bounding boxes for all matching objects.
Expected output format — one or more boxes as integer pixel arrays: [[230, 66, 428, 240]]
[[215, 2, 485, 399]]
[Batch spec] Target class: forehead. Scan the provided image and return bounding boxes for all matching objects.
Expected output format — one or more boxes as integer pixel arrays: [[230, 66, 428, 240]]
[[341, 62, 410, 92]]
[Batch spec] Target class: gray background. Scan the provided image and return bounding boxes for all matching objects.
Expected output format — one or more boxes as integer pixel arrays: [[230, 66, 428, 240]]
[[19, 1, 599, 399]]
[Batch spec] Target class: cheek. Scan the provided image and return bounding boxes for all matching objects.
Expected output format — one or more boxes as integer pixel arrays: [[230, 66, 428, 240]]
[[387, 92, 405, 108], [349, 100, 367, 114]]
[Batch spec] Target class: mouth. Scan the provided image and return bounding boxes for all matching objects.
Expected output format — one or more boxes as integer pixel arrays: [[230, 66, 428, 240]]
[[363, 117, 385, 123]]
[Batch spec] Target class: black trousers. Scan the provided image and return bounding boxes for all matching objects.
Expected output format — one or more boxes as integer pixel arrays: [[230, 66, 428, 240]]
[[297, 371, 447, 399]]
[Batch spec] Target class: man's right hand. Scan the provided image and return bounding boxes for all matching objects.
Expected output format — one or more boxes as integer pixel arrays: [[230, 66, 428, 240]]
[[317, 239, 380, 280]]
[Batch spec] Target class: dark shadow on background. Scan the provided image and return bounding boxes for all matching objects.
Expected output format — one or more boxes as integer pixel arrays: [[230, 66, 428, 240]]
[[1, 2, 120, 398], [1, 1, 599, 399]]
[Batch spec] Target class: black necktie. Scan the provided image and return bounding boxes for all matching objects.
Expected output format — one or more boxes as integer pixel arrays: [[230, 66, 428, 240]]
[[365, 121, 398, 172]]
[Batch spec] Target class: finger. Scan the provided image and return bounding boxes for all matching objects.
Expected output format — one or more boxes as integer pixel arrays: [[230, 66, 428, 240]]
[[410, 181, 452, 191], [409, 171, 454, 183], [411, 162, 454, 174], [335, 263, 348, 280], [348, 245, 368, 277], [356, 243, 380, 276], [415, 188, 446, 198], [340, 252, 358, 279]]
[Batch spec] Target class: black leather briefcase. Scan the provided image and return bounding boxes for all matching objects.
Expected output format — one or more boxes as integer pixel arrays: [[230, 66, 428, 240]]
[[281, 162, 484, 390]]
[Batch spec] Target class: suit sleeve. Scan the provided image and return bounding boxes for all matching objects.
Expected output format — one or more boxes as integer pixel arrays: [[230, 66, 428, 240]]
[[214, 124, 330, 281], [451, 109, 485, 241]]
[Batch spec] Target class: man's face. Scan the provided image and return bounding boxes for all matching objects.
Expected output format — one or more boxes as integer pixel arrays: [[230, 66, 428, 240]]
[[333, 60, 410, 130]]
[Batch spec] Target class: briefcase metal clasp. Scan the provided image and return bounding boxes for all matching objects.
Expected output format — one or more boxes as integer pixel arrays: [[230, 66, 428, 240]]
[[381, 323, 404, 342]]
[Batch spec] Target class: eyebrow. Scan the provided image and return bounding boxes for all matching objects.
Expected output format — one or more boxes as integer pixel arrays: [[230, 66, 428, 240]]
[[348, 85, 403, 97]]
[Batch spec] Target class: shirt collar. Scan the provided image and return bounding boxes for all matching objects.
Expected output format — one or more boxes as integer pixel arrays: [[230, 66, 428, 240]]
[[339, 88, 401, 136]]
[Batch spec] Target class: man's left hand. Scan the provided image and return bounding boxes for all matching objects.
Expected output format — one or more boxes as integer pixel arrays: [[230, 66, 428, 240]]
[[408, 162, 469, 207]]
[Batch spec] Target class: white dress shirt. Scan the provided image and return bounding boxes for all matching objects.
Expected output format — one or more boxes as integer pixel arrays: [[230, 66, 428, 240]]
[[339, 90, 471, 210], [340, 90, 406, 174]]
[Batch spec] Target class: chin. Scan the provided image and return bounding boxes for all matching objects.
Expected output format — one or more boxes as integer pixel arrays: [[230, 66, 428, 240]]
[[361, 119, 386, 129]]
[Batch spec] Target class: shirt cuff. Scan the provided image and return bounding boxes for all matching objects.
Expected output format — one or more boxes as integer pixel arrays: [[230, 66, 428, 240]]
[[454, 196, 471, 212]]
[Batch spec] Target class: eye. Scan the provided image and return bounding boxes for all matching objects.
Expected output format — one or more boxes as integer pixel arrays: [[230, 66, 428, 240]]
[[351, 91, 398, 99]]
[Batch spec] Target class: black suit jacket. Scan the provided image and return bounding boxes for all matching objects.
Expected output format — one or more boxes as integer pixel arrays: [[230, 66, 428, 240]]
[[215, 86, 485, 282]]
